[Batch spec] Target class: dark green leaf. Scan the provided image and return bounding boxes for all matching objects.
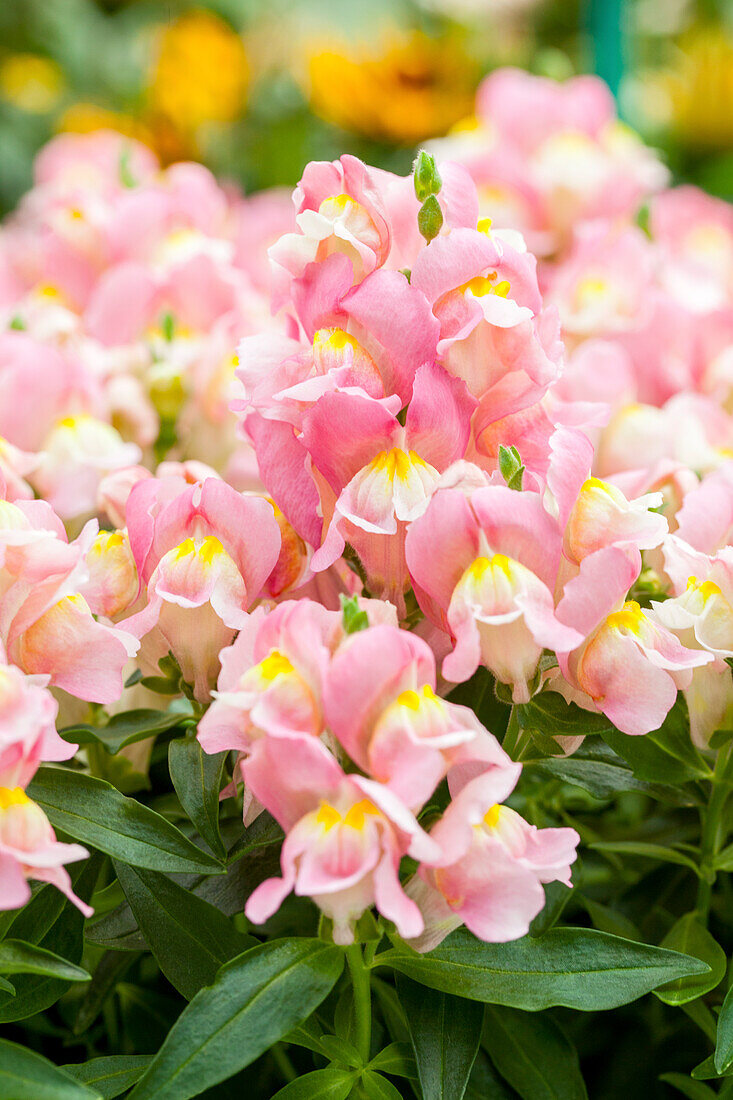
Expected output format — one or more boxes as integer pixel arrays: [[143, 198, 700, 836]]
[[655, 914, 725, 1005], [169, 738, 227, 859], [0, 1039, 102, 1099], [716, 983, 733, 1073], [482, 1007, 587, 1099], [602, 699, 710, 783], [60, 707, 192, 755], [62, 1057, 153, 1099], [659, 1075, 717, 1099], [128, 939, 345, 1100], [589, 841, 702, 875], [272, 1068, 356, 1099], [397, 975, 482, 1099], [0, 976, 14, 994], [115, 862, 253, 999], [0, 856, 100, 1023], [0, 940, 90, 982], [528, 883, 572, 938], [73, 950, 139, 1036], [516, 694, 612, 739], [27, 768, 223, 875], [377, 927, 709, 1010]]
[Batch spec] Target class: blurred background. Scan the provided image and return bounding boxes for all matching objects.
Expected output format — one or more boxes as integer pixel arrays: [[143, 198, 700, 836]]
[[0, 0, 730, 214]]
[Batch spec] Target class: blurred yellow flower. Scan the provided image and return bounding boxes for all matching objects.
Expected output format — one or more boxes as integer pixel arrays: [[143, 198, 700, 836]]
[[148, 10, 250, 135], [307, 32, 476, 145], [0, 54, 64, 113], [665, 24, 733, 148], [57, 102, 152, 145]]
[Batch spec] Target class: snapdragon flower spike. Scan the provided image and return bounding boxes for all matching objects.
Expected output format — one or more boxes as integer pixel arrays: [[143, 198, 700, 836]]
[[243, 734, 440, 945], [300, 362, 475, 606], [406, 485, 581, 699], [269, 155, 392, 303], [198, 600, 342, 757], [556, 546, 712, 734], [405, 768, 579, 952], [0, 664, 73, 788], [124, 476, 281, 700], [0, 786, 92, 915], [324, 623, 519, 810]]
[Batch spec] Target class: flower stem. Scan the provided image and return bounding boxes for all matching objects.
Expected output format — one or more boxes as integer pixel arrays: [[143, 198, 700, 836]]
[[346, 942, 372, 1064], [696, 742, 732, 923]]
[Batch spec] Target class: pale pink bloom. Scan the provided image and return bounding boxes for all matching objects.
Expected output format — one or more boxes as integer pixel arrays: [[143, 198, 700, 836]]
[[269, 155, 392, 300], [0, 438, 38, 502], [563, 475, 667, 565], [31, 414, 141, 521], [238, 254, 439, 418], [651, 186, 733, 313], [406, 767, 579, 951], [243, 734, 440, 944], [34, 130, 158, 195], [556, 546, 712, 734], [299, 364, 475, 607], [406, 485, 581, 699], [411, 226, 562, 420], [97, 465, 153, 529], [324, 623, 519, 810], [80, 528, 139, 619], [0, 664, 73, 789], [0, 786, 92, 915], [0, 501, 137, 704], [124, 477, 281, 700], [674, 463, 733, 554], [198, 600, 342, 756]]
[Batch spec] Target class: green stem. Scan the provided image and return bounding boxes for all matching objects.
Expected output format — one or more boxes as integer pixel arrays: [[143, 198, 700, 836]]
[[502, 706, 523, 760], [696, 743, 732, 923], [346, 943, 372, 1064]]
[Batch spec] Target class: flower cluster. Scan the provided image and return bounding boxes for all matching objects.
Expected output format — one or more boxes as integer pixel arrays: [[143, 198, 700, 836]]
[[1, 68, 732, 956]]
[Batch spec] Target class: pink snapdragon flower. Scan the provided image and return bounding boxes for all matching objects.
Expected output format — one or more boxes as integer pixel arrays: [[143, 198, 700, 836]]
[[406, 485, 581, 698], [323, 623, 519, 810], [123, 476, 281, 700], [406, 767, 579, 951], [0, 664, 74, 788], [0, 785, 92, 915], [243, 734, 440, 944], [555, 547, 712, 734]]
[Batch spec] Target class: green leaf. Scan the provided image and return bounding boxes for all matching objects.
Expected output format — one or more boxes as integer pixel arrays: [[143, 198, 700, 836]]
[[654, 914, 725, 1005], [692, 1054, 733, 1080], [377, 927, 710, 1010], [368, 1042, 417, 1079], [62, 1057, 153, 1099], [712, 842, 733, 871], [27, 768, 223, 875], [397, 975, 482, 1100], [0, 1039, 102, 1099], [61, 707, 192, 755], [589, 841, 703, 876], [128, 939, 345, 1100], [659, 1074, 718, 1100], [716, 983, 733, 1073], [339, 593, 369, 635], [0, 976, 14, 994], [272, 1068, 356, 1099], [115, 862, 253, 1000], [73, 950, 139, 1036], [168, 738, 227, 859], [0, 940, 90, 982], [0, 856, 101, 1023], [482, 1007, 587, 1099], [516, 693, 612, 739], [602, 698, 711, 783], [360, 1071, 404, 1099]]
